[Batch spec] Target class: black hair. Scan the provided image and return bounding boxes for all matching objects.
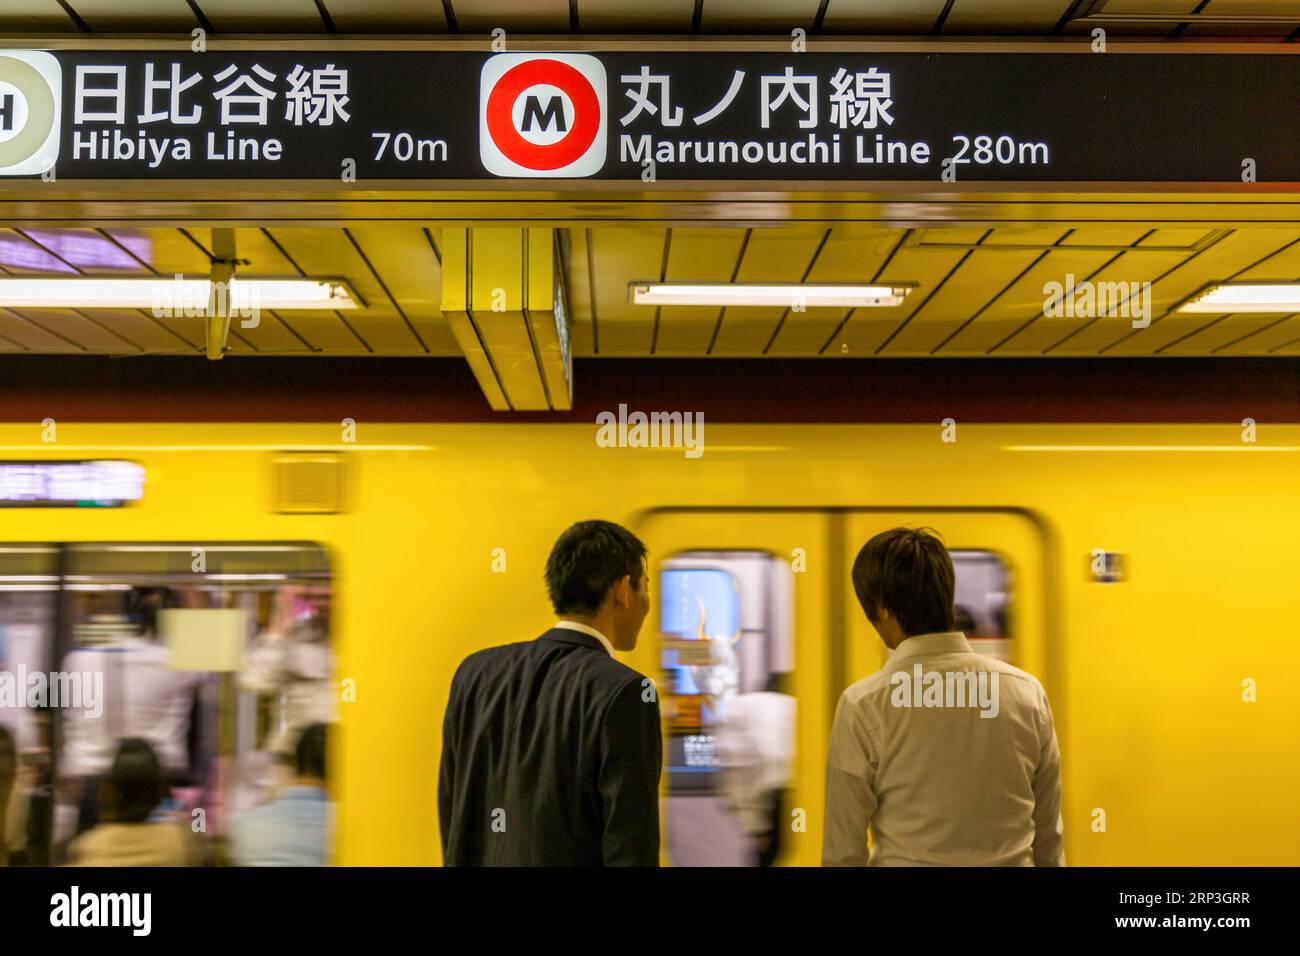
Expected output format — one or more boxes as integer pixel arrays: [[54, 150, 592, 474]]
[[105, 738, 166, 824], [295, 723, 328, 781], [128, 587, 178, 637], [851, 527, 955, 638], [544, 520, 648, 616]]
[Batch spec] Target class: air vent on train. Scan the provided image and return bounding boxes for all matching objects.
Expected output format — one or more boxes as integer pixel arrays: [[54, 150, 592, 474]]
[[271, 453, 346, 514]]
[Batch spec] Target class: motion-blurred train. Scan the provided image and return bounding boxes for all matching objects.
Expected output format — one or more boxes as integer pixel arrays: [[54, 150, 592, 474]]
[[1, 416, 1297, 866]]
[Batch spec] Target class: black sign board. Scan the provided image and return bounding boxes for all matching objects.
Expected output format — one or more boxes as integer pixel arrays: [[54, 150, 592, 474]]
[[0, 49, 1295, 184]]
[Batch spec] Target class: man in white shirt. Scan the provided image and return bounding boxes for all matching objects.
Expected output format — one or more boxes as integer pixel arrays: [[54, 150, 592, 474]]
[[717, 682, 796, 865], [823, 527, 1064, 867]]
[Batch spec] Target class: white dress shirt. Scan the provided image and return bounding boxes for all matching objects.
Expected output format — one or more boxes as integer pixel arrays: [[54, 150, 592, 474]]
[[554, 620, 614, 657], [823, 632, 1065, 867], [716, 691, 797, 835], [60, 635, 205, 777]]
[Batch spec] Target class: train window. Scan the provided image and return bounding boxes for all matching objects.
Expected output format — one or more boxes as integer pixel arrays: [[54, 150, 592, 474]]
[[658, 551, 794, 867], [0, 542, 332, 866], [950, 549, 1013, 662]]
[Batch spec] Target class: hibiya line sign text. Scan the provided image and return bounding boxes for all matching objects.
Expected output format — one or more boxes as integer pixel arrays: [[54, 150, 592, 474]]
[[0, 50, 1297, 184]]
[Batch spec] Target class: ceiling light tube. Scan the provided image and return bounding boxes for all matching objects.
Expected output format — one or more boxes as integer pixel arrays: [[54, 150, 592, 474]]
[[0, 277, 360, 310], [1176, 284, 1300, 313], [630, 282, 912, 307]]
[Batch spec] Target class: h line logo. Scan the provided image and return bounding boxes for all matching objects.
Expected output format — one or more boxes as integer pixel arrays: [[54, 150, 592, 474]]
[[0, 51, 61, 176], [479, 53, 607, 178]]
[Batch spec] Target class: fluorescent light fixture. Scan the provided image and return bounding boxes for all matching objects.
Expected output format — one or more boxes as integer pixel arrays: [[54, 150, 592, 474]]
[[630, 283, 912, 307], [1177, 284, 1300, 313], [0, 277, 359, 310]]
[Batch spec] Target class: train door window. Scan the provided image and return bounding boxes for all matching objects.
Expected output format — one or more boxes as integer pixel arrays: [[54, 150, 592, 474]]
[[950, 549, 1013, 662], [659, 551, 794, 866], [27, 542, 334, 866], [0, 546, 59, 864]]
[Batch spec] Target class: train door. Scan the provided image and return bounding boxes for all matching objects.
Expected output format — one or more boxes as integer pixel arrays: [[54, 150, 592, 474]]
[[629, 510, 832, 867], [630, 507, 1052, 868], [0, 541, 332, 865]]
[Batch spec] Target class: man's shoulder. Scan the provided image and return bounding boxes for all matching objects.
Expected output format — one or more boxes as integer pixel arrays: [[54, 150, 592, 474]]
[[839, 669, 896, 708], [966, 654, 1049, 697], [456, 636, 647, 690]]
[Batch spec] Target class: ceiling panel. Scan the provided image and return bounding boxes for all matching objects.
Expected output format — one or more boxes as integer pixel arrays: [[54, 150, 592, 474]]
[[944, 0, 1071, 35], [766, 225, 898, 353], [0, 310, 85, 352], [1024, 249, 1191, 353], [653, 227, 748, 353], [824, 243, 967, 354], [79, 306, 202, 352], [821, 0, 945, 34], [700, 0, 822, 32], [1104, 229, 1300, 353], [885, 244, 1044, 353], [66, 0, 198, 32], [262, 227, 429, 352], [981, 226, 1073, 247], [8, 307, 137, 350], [346, 225, 458, 353], [323, 0, 448, 32], [708, 224, 830, 354], [193, 0, 325, 32], [587, 226, 664, 354], [1159, 311, 1295, 353], [101, 228, 212, 276], [449, 0, 572, 33], [0, 0, 78, 31], [580, 0, 696, 33], [1061, 0, 1202, 37], [1216, 313, 1300, 354], [10, 0, 1288, 35], [941, 247, 1114, 353]]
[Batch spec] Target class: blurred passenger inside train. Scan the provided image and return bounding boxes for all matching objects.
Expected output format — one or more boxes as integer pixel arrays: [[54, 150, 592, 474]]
[[237, 587, 335, 812], [241, 588, 335, 756], [953, 604, 977, 636], [823, 527, 1064, 867], [228, 723, 331, 866], [716, 673, 795, 867], [439, 519, 662, 866], [59, 587, 205, 837], [65, 738, 202, 866]]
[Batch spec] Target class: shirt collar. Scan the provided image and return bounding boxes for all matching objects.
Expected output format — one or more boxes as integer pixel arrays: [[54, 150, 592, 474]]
[[888, 631, 972, 662], [554, 620, 615, 657]]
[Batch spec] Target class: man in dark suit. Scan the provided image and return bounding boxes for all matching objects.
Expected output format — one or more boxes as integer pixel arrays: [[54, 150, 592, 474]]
[[439, 519, 662, 866]]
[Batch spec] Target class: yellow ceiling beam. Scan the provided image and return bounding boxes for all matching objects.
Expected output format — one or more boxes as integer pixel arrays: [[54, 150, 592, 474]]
[[440, 227, 572, 411]]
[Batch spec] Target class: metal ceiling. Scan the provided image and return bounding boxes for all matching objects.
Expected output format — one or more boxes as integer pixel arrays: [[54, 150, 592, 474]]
[[4, 0, 1300, 39], [5, 222, 1300, 357]]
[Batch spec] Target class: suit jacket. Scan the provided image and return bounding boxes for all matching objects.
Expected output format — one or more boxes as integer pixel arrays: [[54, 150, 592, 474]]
[[438, 627, 662, 866]]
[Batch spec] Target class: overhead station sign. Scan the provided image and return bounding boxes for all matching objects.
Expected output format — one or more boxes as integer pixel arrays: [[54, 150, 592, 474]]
[[0, 49, 1296, 184]]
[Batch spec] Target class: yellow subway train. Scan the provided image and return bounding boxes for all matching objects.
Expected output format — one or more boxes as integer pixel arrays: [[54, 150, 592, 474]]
[[1, 420, 1296, 866]]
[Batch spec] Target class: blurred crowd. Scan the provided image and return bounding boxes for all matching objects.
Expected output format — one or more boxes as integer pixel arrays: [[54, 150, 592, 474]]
[[0, 584, 336, 867]]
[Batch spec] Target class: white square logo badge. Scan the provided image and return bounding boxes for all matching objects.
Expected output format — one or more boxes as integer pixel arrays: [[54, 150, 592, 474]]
[[480, 53, 606, 178], [0, 51, 61, 176]]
